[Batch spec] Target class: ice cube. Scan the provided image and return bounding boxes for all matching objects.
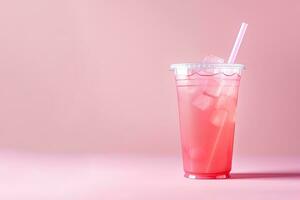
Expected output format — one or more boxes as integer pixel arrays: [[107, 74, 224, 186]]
[[202, 55, 224, 64], [192, 93, 214, 110], [203, 79, 226, 97], [211, 109, 228, 127], [204, 78, 237, 98]]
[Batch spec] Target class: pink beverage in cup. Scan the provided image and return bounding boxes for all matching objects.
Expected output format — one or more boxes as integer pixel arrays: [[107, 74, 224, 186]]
[[171, 63, 244, 179]]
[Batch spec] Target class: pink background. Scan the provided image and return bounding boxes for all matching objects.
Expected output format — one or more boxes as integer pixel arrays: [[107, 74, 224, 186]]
[[0, 0, 300, 157], [0, 1, 300, 199]]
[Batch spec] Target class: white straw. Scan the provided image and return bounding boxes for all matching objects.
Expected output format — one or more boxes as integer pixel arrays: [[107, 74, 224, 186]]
[[227, 22, 248, 64]]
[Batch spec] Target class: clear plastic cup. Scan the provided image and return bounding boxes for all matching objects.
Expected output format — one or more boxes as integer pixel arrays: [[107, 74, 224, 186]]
[[170, 63, 244, 179]]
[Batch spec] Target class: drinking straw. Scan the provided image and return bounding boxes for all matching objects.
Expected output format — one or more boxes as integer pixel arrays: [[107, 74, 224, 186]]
[[227, 22, 248, 64]]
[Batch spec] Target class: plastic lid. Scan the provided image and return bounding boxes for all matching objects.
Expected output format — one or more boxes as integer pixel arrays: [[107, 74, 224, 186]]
[[170, 63, 244, 70], [170, 63, 244, 76]]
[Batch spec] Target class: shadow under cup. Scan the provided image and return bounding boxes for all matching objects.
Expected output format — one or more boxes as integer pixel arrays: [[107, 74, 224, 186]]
[[170, 63, 244, 179]]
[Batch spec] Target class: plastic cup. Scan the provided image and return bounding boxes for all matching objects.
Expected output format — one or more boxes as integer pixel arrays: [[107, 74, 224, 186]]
[[170, 63, 244, 179]]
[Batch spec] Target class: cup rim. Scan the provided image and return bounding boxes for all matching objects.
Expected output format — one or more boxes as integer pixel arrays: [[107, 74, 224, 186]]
[[170, 63, 244, 70]]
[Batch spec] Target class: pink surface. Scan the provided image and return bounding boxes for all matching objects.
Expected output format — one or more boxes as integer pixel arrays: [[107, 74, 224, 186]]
[[0, 152, 299, 199]]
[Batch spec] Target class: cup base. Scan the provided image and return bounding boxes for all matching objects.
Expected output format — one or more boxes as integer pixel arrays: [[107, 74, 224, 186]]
[[184, 171, 230, 179]]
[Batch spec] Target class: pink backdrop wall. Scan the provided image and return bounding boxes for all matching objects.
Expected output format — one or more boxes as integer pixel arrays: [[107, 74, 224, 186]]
[[0, 0, 299, 156]]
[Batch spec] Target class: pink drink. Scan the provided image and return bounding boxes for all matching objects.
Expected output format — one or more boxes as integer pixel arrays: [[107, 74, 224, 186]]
[[172, 63, 243, 179]]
